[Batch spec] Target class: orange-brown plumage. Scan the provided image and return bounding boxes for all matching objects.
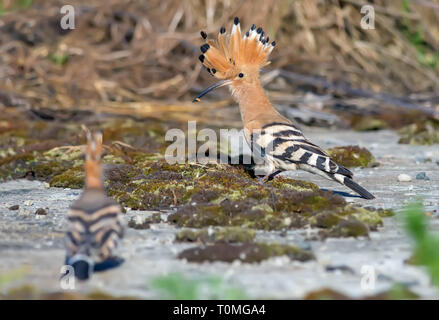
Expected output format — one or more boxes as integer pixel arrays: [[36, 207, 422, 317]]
[[83, 127, 103, 190], [199, 17, 274, 82], [194, 18, 375, 199]]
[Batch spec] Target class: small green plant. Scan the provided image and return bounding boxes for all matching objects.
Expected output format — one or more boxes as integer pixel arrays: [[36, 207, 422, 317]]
[[0, 0, 33, 15], [0, 266, 29, 290], [50, 53, 69, 66], [400, 0, 439, 69], [403, 201, 439, 288], [150, 273, 247, 300]]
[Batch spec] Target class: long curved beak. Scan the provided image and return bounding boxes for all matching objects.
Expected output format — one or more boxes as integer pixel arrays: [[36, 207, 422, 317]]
[[193, 80, 233, 102]]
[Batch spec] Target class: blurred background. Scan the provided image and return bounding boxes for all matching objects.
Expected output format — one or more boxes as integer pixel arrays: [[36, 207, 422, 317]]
[[0, 0, 438, 133]]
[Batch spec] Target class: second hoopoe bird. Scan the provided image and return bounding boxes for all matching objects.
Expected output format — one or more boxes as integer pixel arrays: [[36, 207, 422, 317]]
[[194, 17, 375, 200], [65, 128, 125, 280]]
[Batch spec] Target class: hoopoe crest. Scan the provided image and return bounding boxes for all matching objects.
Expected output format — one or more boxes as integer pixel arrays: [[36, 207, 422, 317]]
[[83, 126, 103, 189], [194, 17, 276, 102]]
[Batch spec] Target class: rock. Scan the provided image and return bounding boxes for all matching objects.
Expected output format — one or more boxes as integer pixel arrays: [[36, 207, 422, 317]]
[[353, 117, 388, 131], [325, 265, 355, 274], [398, 174, 412, 182], [416, 172, 430, 180], [398, 120, 439, 145], [8, 204, 19, 210], [321, 219, 370, 238], [128, 213, 162, 230], [35, 208, 47, 215]]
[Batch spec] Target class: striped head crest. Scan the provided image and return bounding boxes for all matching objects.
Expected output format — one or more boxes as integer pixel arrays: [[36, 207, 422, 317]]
[[82, 126, 103, 189], [194, 17, 276, 102], [83, 126, 103, 162], [199, 17, 275, 79]]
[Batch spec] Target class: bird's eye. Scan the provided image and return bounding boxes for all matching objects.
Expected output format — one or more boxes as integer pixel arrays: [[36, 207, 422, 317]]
[[238, 73, 244, 78]]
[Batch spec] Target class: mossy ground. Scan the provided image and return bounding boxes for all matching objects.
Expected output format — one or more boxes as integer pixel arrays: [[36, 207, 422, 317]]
[[398, 119, 439, 145], [326, 145, 376, 168], [175, 227, 256, 244], [128, 212, 162, 229], [167, 176, 392, 237], [178, 242, 314, 263], [0, 111, 393, 240]]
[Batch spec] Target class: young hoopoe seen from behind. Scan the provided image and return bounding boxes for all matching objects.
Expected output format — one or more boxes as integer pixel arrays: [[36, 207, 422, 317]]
[[65, 127, 125, 280], [194, 17, 375, 200]]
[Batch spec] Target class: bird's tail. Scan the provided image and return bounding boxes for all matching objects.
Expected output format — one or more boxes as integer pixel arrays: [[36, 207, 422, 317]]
[[331, 173, 375, 200], [94, 256, 125, 272]]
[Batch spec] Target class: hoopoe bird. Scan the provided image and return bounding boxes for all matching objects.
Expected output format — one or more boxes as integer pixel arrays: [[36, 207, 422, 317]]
[[65, 128, 125, 280], [193, 17, 375, 200]]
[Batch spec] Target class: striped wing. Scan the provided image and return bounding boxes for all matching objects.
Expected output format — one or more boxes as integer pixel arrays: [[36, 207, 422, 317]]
[[66, 197, 124, 263], [251, 122, 353, 178]]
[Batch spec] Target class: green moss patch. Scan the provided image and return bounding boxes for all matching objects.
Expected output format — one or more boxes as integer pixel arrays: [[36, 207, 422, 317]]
[[106, 159, 278, 210], [326, 145, 375, 168], [398, 119, 439, 145], [353, 117, 388, 131], [128, 213, 162, 229], [168, 184, 385, 236], [49, 167, 85, 188], [0, 152, 78, 182], [178, 242, 314, 263], [0, 113, 171, 185], [175, 227, 256, 244], [319, 219, 369, 238]]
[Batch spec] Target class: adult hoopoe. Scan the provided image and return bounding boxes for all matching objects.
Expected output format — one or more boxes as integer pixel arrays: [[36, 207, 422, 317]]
[[193, 17, 375, 200], [65, 128, 125, 280]]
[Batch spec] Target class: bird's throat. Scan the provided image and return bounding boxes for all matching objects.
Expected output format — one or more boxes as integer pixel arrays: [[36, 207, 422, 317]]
[[85, 162, 103, 190], [232, 81, 281, 126]]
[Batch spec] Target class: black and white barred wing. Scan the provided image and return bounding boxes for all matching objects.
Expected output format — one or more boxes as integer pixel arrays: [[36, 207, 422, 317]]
[[252, 122, 353, 179], [66, 202, 124, 263], [251, 122, 375, 199]]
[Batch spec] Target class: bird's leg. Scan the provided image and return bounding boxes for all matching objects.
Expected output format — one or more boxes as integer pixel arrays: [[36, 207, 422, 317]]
[[257, 170, 282, 185], [257, 174, 278, 211], [253, 163, 279, 211], [269, 188, 277, 212]]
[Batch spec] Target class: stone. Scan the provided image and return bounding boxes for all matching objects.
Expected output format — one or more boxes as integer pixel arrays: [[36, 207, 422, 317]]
[[398, 174, 412, 182], [416, 172, 430, 180]]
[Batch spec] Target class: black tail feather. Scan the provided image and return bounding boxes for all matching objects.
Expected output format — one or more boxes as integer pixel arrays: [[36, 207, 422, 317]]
[[343, 177, 375, 200]]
